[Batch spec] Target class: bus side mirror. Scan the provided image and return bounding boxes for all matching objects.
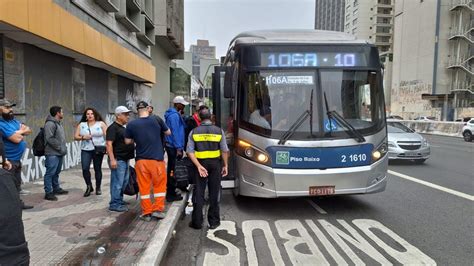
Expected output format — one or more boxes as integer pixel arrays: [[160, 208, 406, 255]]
[[224, 66, 234, 98]]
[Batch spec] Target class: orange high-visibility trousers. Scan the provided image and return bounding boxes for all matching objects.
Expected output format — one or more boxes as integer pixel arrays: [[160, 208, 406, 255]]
[[135, 160, 167, 215]]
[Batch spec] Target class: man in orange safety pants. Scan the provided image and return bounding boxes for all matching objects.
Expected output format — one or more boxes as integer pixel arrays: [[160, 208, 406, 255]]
[[125, 101, 171, 221]]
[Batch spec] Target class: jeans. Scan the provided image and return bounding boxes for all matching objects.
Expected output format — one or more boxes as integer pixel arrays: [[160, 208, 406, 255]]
[[108, 160, 129, 209], [44, 155, 63, 194], [81, 150, 104, 189]]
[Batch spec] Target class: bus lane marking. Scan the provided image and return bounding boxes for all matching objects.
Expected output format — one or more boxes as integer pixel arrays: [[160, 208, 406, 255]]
[[388, 170, 474, 201], [202, 219, 436, 266], [275, 220, 330, 265], [306, 199, 328, 214]]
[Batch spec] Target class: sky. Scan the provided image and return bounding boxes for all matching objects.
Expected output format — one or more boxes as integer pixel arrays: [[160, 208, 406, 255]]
[[184, 0, 316, 58]]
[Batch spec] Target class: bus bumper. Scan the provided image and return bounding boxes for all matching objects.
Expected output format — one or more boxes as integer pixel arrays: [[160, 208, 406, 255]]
[[235, 155, 388, 198]]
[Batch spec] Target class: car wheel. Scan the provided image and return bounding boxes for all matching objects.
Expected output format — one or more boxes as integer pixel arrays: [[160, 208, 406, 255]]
[[414, 159, 426, 164], [463, 131, 472, 142]]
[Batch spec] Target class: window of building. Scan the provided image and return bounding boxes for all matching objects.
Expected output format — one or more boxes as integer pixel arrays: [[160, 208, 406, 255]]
[[354, 0, 359, 7], [352, 28, 357, 34], [353, 18, 358, 25]]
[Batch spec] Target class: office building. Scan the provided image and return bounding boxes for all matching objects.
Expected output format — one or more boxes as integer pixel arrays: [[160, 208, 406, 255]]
[[315, 0, 346, 32]]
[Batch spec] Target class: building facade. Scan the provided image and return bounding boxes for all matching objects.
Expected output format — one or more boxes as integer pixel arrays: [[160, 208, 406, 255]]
[[391, 0, 473, 120], [189, 39, 216, 80], [315, 0, 346, 32], [0, 0, 183, 181], [343, 0, 395, 111]]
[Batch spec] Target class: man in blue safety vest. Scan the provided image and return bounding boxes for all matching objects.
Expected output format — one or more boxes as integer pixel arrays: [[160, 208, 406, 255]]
[[186, 108, 229, 230]]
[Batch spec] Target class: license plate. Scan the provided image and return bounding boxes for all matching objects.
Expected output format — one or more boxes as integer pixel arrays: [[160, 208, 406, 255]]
[[309, 186, 335, 196], [405, 152, 419, 156]]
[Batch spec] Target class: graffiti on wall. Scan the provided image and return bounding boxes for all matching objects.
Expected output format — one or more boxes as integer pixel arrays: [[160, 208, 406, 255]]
[[21, 141, 81, 182], [391, 80, 433, 118], [125, 83, 152, 111]]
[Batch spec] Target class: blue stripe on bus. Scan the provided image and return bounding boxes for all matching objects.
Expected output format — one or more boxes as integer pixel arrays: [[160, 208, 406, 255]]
[[267, 144, 374, 169]]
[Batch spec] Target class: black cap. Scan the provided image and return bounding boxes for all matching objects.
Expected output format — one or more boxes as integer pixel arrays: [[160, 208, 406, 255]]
[[136, 101, 149, 110], [198, 108, 212, 120]]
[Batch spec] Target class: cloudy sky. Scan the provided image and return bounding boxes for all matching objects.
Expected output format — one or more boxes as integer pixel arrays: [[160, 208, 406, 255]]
[[184, 0, 316, 57]]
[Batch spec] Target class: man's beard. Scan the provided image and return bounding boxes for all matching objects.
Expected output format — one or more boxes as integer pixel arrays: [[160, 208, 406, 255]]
[[2, 112, 14, 120]]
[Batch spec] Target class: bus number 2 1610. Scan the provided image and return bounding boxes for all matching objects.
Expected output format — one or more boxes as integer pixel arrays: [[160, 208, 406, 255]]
[[341, 154, 367, 163]]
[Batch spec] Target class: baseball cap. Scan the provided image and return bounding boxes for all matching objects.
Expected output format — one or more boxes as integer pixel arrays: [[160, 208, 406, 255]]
[[115, 106, 131, 114], [172, 96, 189, 106], [136, 101, 149, 110], [0, 99, 16, 107]]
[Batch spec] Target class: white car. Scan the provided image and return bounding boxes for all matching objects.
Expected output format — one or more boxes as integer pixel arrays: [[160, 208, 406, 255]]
[[462, 118, 474, 142], [413, 116, 436, 121]]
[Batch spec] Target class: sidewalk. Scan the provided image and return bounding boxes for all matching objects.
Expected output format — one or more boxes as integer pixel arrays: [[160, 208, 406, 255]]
[[21, 165, 186, 265]]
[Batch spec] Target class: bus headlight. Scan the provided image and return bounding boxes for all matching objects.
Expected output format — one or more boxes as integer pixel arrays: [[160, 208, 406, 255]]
[[372, 141, 388, 162], [237, 140, 271, 166]]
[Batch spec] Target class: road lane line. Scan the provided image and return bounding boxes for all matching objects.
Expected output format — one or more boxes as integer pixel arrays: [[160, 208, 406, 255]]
[[388, 170, 474, 201], [307, 199, 328, 214]]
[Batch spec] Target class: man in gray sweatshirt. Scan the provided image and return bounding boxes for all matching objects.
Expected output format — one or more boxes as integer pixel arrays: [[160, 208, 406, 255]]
[[44, 106, 68, 201]]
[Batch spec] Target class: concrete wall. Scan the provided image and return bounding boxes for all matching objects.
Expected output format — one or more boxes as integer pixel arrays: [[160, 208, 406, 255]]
[[390, 0, 438, 118], [394, 120, 465, 138], [150, 44, 171, 116], [435, 0, 454, 95]]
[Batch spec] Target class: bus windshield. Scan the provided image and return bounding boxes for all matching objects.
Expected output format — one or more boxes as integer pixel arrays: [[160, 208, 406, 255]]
[[239, 69, 385, 140]]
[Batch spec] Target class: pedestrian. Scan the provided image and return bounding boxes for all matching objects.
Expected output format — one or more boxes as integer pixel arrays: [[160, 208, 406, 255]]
[[43, 106, 69, 201], [125, 101, 171, 221], [74, 108, 107, 197], [0, 163, 30, 265], [106, 106, 134, 212], [164, 96, 189, 202], [185, 105, 208, 145], [0, 99, 33, 210], [147, 105, 166, 152], [187, 108, 229, 230]]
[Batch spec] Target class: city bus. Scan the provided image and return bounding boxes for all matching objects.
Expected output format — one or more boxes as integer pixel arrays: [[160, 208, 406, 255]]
[[212, 30, 388, 198]]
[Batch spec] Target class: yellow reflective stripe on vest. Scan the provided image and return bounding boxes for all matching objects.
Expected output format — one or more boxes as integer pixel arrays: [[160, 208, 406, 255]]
[[192, 134, 222, 142], [194, 150, 221, 159]]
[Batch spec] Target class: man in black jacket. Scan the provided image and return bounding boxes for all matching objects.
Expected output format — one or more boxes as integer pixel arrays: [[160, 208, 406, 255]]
[[0, 137, 30, 265]]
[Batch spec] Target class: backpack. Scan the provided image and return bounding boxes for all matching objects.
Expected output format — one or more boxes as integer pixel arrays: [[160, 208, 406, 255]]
[[33, 121, 57, 157], [32, 128, 46, 157], [124, 166, 139, 196], [174, 158, 190, 190]]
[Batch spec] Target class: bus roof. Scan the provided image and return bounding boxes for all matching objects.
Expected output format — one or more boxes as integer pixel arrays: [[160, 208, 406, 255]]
[[231, 30, 370, 46]]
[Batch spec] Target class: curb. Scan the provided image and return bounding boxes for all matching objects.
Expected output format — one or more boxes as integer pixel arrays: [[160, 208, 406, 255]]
[[137, 194, 188, 265]]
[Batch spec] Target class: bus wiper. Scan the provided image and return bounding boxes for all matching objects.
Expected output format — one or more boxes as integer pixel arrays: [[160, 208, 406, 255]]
[[278, 110, 310, 145], [323, 92, 366, 143]]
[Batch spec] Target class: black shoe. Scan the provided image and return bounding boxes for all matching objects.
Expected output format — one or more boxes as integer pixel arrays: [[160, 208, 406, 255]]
[[189, 222, 202, 230], [209, 222, 221, 230], [22, 203, 34, 209], [84, 185, 92, 197], [44, 193, 58, 201], [139, 214, 152, 222], [96, 189, 102, 195], [166, 194, 183, 202], [53, 189, 69, 195]]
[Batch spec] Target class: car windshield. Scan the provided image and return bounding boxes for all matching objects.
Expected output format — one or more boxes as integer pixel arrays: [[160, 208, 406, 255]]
[[387, 122, 413, 133], [239, 69, 385, 139]]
